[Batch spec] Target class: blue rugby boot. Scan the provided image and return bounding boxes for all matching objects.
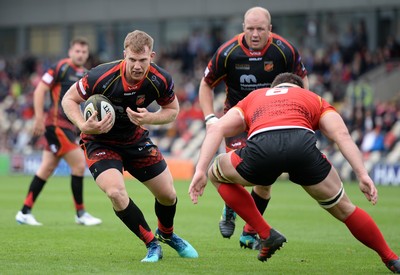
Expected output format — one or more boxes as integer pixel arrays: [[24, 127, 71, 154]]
[[155, 228, 198, 258], [141, 241, 163, 262], [240, 232, 261, 250]]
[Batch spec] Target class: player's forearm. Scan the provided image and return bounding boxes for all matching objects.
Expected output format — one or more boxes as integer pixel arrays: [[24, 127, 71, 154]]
[[195, 125, 223, 173], [62, 97, 85, 130], [152, 107, 178, 125], [336, 134, 369, 178], [33, 85, 47, 119], [33, 98, 45, 119], [198, 79, 215, 117], [322, 113, 369, 179]]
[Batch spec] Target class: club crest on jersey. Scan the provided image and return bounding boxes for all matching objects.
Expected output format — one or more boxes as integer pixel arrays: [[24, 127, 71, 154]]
[[136, 95, 145, 106], [264, 61, 274, 72]]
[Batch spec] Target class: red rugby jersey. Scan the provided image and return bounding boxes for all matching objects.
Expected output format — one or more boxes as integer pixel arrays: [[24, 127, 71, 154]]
[[234, 86, 336, 139]]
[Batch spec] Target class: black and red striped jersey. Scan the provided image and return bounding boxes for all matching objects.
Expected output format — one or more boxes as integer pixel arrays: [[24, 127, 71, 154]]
[[42, 58, 87, 130], [76, 60, 175, 144], [204, 32, 307, 113]]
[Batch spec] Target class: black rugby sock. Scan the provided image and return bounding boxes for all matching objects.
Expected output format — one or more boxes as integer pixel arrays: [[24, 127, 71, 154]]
[[21, 175, 46, 214], [71, 175, 84, 215], [155, 198, 177, 237], [114, 198, 153, 244]]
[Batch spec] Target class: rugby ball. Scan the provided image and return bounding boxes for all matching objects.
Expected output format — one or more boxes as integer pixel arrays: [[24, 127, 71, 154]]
[[83, 94, 115, 126]]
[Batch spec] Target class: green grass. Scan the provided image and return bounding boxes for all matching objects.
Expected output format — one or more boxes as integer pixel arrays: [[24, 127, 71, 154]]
[[0, 175, 399, 274]]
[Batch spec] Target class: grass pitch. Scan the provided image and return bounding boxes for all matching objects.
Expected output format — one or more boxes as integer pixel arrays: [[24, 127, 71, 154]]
[[0, 174, 399, 274]]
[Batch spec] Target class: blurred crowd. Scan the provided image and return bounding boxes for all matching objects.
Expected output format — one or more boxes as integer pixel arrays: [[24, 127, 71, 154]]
[[0, 23, 400, 162]]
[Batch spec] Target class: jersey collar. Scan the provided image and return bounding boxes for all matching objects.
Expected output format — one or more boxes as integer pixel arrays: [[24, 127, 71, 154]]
[[238, 32, 272, 57], [120, 60, 147, 91]]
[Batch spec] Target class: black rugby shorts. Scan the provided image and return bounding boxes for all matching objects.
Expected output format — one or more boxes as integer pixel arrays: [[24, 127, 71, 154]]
[[82, 136, 166, 182], [233, 129, 331, 186]]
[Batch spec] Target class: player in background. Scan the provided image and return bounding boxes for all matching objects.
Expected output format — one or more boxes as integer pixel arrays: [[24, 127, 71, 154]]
[[15, 37, 102, 226], [198, 6, 309, 248], [190, 73, 400, 273], [62, 30, 198, 262]]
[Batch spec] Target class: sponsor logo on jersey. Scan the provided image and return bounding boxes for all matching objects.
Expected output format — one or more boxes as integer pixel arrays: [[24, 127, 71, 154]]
[[102, 76, 116, 89], [124, 92, 136, 96], [235, 64, 250, 70], [249, 57, 262, 61], [239, 74, 269, 91], [138, 142, 152, 152], [264, 61, 274, 72], [151, 75, 160, 86], [240, 74, 257, 84], [231, 142, 242, 147], [223, 44, 235, 56], [276, 40, 286, 50]]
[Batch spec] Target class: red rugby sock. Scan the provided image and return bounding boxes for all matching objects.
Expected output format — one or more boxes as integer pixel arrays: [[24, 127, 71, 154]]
[[217, 184, 271, 239], [344, 207, 398, 263]]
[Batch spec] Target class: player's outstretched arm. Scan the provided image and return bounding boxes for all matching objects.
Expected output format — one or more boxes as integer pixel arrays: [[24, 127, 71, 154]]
[[319, 112, 378, 204], [189, 108, 246, 204]]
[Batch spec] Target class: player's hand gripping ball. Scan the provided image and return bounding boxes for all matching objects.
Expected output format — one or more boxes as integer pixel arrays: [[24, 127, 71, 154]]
[[83, 94, 115, 126]]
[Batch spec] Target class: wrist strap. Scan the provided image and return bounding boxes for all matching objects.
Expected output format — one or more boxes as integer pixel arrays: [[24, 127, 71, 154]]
[[204, 114, 216, 123]]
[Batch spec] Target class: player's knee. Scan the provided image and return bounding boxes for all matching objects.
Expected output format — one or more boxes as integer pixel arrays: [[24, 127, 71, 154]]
[[105, 187, 127, 203], [209, 155, 233, 184], [156, 190, 177, 205], [317, 182, 344, 209], [253, 185, 272, 198], [37, 163, 57, 178], [70, 163, 86, 175]]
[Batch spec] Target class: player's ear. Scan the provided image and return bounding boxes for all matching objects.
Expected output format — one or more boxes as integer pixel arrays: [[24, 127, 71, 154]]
[[123, 50, 126, 58], [242, 22, 245, 32], [151, 51, 156, 59]]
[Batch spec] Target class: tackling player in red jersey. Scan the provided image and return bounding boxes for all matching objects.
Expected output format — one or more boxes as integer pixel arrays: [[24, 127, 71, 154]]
[[62, 30, 198, 263], [190, 73, 400, 273], [199, 6, 309, 248], [16, 37, 102, 226]]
